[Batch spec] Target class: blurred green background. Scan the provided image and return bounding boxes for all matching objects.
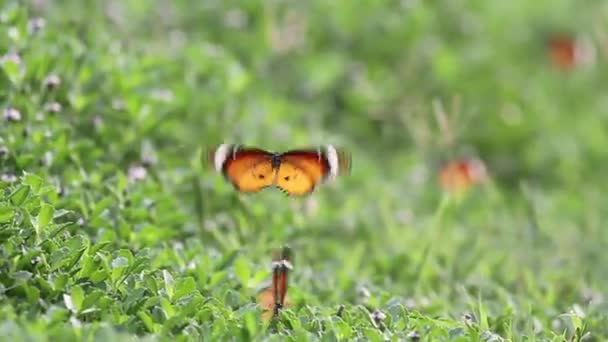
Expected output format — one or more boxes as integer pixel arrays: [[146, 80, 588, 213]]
[[1, 0, 608, 340]]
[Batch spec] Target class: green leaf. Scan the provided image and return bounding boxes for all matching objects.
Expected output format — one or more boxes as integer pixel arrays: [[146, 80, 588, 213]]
[[13, 270, 32, 281], [160, 297, 176, 318], [52, 209, 73, 220], [333, 320, 354, 340], [64, 236, 88, 271], [138, 311, 159, 333], [163, 270, 175, 300], [363, 328, 385, 342], [89, 270, 108, 283], [37, 203, 54, 230], [91, 197, 114, 218], [8, 185, 30, 206], [111, 256, 129, 284], [89, 241, 111, 254], [129, 254, 150, 274], [478, 296, 489, 331], [79, 253, 97, 279], [117, 249, 134, 266], [81, 290, 105, 310], [144, 273, 159, 294], [0, 206, 14, 223], [178, 293, 204, 317], [50, 247, 70, 270], [124, 288, 147, 314], [174, 276, 197, 301], [233, 257, 250, 288], [16, 154, 36, 169], [24, 285, 40, 304], [71, 285, 85, 312], [22, 173, 43, 194], [1, 57, 23, 85], [213, 249, 239, 271], [208, 270, 227, 287], [46, 222, 73, 240], [243, 310, 257, 337], [53, 273, 68, 291]]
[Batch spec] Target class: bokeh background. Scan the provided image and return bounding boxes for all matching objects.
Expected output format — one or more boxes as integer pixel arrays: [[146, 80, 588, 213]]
[[1, 0, 608, 340]]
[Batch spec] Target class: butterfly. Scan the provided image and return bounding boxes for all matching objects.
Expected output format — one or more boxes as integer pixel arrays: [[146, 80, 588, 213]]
[[548, 35, 578, 70], [207, 144, 351, 196], [439, 157, 487, 194], [546, 33, 596, 71], [257, 246, 293, 320]]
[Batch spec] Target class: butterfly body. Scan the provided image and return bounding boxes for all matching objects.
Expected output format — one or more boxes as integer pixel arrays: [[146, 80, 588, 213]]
[[270, 153, 282, 169], [208, 144, 350, 196]]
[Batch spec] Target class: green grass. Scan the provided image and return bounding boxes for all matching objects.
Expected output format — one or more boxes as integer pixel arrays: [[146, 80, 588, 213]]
[[1, 0, 608, 340]]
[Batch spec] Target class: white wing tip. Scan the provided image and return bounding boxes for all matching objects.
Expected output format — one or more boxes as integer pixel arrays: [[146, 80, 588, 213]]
[[213, 144, 232, 172], [325, 144, 339, 179]]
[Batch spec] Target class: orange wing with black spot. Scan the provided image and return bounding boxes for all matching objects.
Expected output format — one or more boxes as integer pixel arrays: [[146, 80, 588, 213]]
[[275, 150, 328, 196], [209, 144, 276, 193], [276, 146, 351, 196]]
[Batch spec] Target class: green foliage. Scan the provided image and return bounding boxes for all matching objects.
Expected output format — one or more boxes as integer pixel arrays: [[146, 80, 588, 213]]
[[1, 0, 608, 340]]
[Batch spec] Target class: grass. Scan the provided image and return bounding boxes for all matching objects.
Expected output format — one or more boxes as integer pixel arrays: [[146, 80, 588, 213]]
[[1, 0, 608, 340]]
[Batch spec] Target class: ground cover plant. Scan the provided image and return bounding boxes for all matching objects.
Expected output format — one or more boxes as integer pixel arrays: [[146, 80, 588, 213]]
[[1, 0, 608, 341]]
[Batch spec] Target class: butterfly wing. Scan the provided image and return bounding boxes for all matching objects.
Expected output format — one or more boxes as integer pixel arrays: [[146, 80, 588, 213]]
[[439, 158, 486, 194], [257, 285, 292, 321], [276, 145, 351, 196], [257, 287, 275, 321], [275, 152, 323, 196], [209, 144, 276, 193]]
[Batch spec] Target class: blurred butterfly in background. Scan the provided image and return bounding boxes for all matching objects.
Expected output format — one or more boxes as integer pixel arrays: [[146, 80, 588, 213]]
[[207, 144, 351, 196], [439, 157, 487, 194], [546, 33, 596, 71]]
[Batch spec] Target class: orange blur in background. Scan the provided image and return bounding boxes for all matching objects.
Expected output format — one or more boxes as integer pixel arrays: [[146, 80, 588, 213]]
[[547, 34, 596, 71], [439, 158, 487, 194]]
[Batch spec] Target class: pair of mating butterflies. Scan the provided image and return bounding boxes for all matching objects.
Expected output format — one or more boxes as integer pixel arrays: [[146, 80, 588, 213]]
[[207, 144, 351, 196]]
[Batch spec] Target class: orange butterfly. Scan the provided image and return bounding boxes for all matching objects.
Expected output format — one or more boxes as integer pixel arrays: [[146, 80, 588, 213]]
[[257, 246, 293, 320], [439, 157, 487, 194], [207, 144, 351, 196], [547, 34, 596, 71], [548, 35, 578, 70]]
